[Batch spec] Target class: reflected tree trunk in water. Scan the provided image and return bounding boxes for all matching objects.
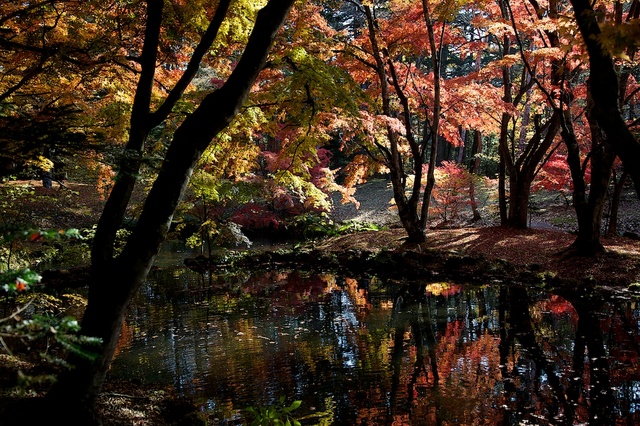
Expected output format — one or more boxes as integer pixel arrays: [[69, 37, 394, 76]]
[[389, 314, 406, 419], [390, 284, 441, 425], [498, 286, 518, 425], [567, 295, 616, 426], [502, 285, 618, 425], [565, 309, 586, 425], [501, 286, 570, 423]]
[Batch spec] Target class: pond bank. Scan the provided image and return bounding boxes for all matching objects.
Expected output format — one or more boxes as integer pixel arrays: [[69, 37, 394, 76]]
[[186, 225, 640, 290]]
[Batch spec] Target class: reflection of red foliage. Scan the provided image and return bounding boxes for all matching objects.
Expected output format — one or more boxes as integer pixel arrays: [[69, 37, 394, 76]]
[[280, 271, 332, 297], [238, 270, 333, 315], [538, 295, 577, 317]]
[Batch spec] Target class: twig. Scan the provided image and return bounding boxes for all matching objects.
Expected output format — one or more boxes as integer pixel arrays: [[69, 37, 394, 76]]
[[0, 299, 35, 324], [102, 392, 150, 400]]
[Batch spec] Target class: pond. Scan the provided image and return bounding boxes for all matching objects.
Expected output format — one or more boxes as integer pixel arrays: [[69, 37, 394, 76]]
[[108, 265, 640, 425]]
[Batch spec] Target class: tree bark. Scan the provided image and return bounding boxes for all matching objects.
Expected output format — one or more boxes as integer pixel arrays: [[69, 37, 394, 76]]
[[45, 0, 295, 422], [559, 86, 615, 255], [607, 170, 628, 236], [569, 0, 640, 199], [503, 112, 561, 228], [468, 130, 482, 222]]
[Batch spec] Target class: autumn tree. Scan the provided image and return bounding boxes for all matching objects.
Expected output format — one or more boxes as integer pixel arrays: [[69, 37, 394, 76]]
[[519, 0, 639, 253], [480, 0, 564, 228], [36, 0, 296, 423], [556, 0, 639, 254], [171, 0, 363, 245], [569, 0, 640, 199], [334, 0, 502, 242], [0, 1, 146, 177]]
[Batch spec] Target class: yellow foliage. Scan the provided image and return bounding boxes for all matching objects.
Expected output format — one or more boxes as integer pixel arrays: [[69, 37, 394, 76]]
[[25, 156, 54, 172]]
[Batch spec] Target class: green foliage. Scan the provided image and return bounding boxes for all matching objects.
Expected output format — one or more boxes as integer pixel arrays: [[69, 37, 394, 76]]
[[597, 20, 640, 60], [176, 173, 260, 254], [185, 221, 252, 251], [285, 213, 383, 240], [1, 314, 102, 363], [285, 212, 337, 239], [0, 180, 35, 230], [1, 285, 101, 389], [337, 220, 383, 234], [245, 396, 302, 426], [1, 268, 42, 294], [0, 223, 99, 388]]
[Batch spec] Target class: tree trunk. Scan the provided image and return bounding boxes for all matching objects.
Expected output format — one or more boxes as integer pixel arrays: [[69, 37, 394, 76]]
[[507, 174, 532, 228], [607, 170, 628, 236], [498, 153, 508, 224], [468, 130, 482, 222], [502, 112, 561, 229], [570, 0, 640, 199], [45, 0, 294, 422], [560, 87, 615, 255]]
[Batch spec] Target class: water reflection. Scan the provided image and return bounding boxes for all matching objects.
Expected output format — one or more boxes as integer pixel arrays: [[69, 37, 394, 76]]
[[109, 268, 640, 425]]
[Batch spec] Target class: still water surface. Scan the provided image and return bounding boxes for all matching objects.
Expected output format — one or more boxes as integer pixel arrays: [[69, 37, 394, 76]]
[[109, 266, 640, 425]]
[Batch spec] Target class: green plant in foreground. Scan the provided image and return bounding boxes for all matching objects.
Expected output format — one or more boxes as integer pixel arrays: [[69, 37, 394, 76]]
[[245, 396, 302, 426], [0, 226, 101, 388], [337, 220, 383, 234]]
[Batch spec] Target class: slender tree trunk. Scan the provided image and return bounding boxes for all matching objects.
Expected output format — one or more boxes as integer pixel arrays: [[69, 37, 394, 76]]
[[607, 170, 629, 236], [497, 18, 513, 227], [498, 153, 508, 224], [468, 131, 482, 222], [419, 0, 442, 242], [45, 0, 295, 422]]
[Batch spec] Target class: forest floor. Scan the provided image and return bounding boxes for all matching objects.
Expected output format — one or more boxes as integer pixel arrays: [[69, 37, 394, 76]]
[[2, 178, 640, 425], [325, 179, 640, 287]]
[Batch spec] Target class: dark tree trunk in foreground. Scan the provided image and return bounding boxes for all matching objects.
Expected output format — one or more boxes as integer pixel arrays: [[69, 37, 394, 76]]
[[45, 0, 294, 423], [559, 81, 616, 255], [569, 0, 640, 199]]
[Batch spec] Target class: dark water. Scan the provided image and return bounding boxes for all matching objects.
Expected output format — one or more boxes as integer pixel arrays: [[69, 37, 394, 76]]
[[108, 266, 640, 425]]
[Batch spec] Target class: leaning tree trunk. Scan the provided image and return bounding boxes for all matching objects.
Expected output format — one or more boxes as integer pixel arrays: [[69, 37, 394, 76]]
[[45, 0, 295, 422]]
